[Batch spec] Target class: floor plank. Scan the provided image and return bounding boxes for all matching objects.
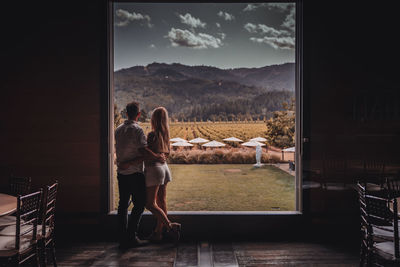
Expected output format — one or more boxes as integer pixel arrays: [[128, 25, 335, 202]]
[[174, 242, 198, 267], [45, 240, 359, 267]]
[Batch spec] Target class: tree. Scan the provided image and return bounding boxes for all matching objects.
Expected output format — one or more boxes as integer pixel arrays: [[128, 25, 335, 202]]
[[139, 109, 147, 122], [114, 103, 123, 128], [265, 99, 295, 148]]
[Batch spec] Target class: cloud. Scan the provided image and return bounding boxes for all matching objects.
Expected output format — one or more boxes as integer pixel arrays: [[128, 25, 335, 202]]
[[166, 28, 223, 49], [115, 9, 152, 27], [244, 23, 257, 33], [243, 3, 296, 50], [244, 3, 295, 13], [267, 3, 295, 12], [216, 22, 221, 28], [178, 13, 206, 28], [243, 4, 263, 12], [149, 44, 156, 48], [218, 33, 226, 40], [266, 3, 295, 32], [218, 11, 235, 21], [245, 23, 294, 50], [250, 36, 295, 50], [258, 24, 288, 37], [244, 23, 289, 37], [282, 7, 295, 32]]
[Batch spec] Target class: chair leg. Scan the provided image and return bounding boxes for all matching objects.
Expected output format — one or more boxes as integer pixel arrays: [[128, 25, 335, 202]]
[[366, 250, 372, 267], [39, 243, 47, 267], [42, 247, 47, 267], [31, 253, 40, 267], [360, 246, 365, 267], [9, 256, 18, 267], [51, 241, 57, 267]]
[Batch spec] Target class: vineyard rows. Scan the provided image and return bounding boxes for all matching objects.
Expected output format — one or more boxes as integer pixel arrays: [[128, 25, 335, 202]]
[[140, 122, 268, 142]]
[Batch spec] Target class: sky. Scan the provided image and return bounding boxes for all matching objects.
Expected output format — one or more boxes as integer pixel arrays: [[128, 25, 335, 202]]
[[113, 2, 296, 70]]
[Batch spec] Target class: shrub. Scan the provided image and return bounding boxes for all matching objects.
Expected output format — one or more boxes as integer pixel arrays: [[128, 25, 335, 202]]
[[167, 148, 285, 164]]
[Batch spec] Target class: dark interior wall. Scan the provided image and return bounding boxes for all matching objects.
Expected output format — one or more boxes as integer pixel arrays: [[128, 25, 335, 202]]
[[0, 1, 107, 216], [302, 1, 400, 219], [304, 1, 400, 159], [0, 0, 399, 236]]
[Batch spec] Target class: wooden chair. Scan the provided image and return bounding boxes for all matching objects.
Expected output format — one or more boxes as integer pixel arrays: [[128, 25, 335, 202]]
[[38, 181, 58, 267], [0, 176, 33, 229], [321, 158, 348, 190], [386, 177, 400, 199], [357, 182, 373, 266], [0, 190, 43, 266], [363, 159, 386, 186], [357, 182, 400, 266], [9, 175, 32, 196]]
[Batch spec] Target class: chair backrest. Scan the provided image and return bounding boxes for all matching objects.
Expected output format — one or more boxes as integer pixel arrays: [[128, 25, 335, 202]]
[[323, 158, 347, 174], [386, 177, 400, 199], [357, 182, 372, 252], [364, 159, 385, 173], [322, 158, 347, 183], [357, 181, 400, 258], [365, 194, 393, 227], [363, 159, 386, 184], [9, 175, 32, 196], [41, 181, 58, 240], [15, 190, 42, 252]]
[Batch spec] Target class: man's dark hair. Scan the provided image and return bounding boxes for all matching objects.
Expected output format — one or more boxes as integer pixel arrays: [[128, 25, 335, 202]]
[[126, 101, 140, 119]]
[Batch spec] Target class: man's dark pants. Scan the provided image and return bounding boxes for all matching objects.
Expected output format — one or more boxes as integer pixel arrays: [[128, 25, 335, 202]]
[[117, 172, 146, 243]]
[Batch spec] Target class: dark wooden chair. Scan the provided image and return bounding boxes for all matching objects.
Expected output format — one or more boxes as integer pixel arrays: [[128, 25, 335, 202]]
[[38, 181, 58, 267], [9, 175, 32, 196], [0, 190, 43, 266], [321, 158, 348, 190], [0, 176, 33, 228], [357, 182, 400, 266], [363, 159, 386, 186], [386, 177, 400, 199]]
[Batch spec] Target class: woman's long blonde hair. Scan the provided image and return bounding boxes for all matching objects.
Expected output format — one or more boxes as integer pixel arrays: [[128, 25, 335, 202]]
[[151, 107, 170, 152]]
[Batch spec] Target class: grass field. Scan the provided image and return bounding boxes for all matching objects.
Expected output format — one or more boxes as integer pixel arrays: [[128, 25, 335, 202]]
[[113, 164, 295, 211]]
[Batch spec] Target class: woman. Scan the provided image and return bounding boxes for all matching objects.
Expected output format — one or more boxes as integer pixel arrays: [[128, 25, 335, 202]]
[[145, 107, 181, 242]]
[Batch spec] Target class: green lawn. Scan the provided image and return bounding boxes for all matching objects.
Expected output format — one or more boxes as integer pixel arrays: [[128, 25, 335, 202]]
[[113, 164, 295, 211]]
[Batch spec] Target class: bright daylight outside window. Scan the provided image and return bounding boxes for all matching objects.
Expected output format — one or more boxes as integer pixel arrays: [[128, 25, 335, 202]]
[[111, 2, 298, 212]]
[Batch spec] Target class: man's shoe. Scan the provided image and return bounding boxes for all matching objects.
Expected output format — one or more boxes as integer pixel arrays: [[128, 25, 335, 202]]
[[118, 240, 130, 250], [129, 236, 148, 247], [119, 236, 147, 249]]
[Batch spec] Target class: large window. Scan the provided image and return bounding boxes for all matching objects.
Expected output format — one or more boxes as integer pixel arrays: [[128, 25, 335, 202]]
[[110, 1, 301, 212]]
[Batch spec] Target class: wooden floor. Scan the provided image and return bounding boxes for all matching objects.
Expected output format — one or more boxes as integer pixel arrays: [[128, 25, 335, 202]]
[[47, 240, 359, 267]]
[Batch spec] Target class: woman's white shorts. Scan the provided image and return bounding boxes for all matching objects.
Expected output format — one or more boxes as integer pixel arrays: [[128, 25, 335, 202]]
[[145, 163, 172, 187]]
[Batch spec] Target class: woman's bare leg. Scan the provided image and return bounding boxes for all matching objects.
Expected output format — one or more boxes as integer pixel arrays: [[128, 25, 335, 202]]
[[155, 184, 167, 233], [146, 185, 171, 230]]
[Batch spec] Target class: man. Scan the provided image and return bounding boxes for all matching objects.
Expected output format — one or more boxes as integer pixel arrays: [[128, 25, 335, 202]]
[[115, 101, 164, 248]]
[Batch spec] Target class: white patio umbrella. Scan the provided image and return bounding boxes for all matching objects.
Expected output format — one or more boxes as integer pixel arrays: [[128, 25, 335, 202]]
[[189, 137, 209, 144], [223, 137, 243, 142], [171, 141, 193, 147], [170, 137, 187, 142], [282, 146, 295, 160], [241, 141, 266, 147], [250, 137, 267, 142], [282, 146, 295, 152], [202, 140, 226, 147]]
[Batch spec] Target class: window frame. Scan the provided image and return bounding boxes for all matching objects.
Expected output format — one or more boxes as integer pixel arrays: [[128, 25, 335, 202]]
[[106, 0, 303, 216]]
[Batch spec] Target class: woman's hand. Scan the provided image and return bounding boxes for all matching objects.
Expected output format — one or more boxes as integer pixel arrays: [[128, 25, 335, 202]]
[[118, 161, 131, 170], [156, 153, 167, 163]]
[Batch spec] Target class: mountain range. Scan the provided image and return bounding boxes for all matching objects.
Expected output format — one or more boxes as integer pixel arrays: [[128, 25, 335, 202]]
[[114, 62, 295, 120]]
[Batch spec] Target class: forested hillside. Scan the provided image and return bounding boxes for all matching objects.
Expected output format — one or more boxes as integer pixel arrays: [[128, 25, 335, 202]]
[[114, 62, 295, 121]]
